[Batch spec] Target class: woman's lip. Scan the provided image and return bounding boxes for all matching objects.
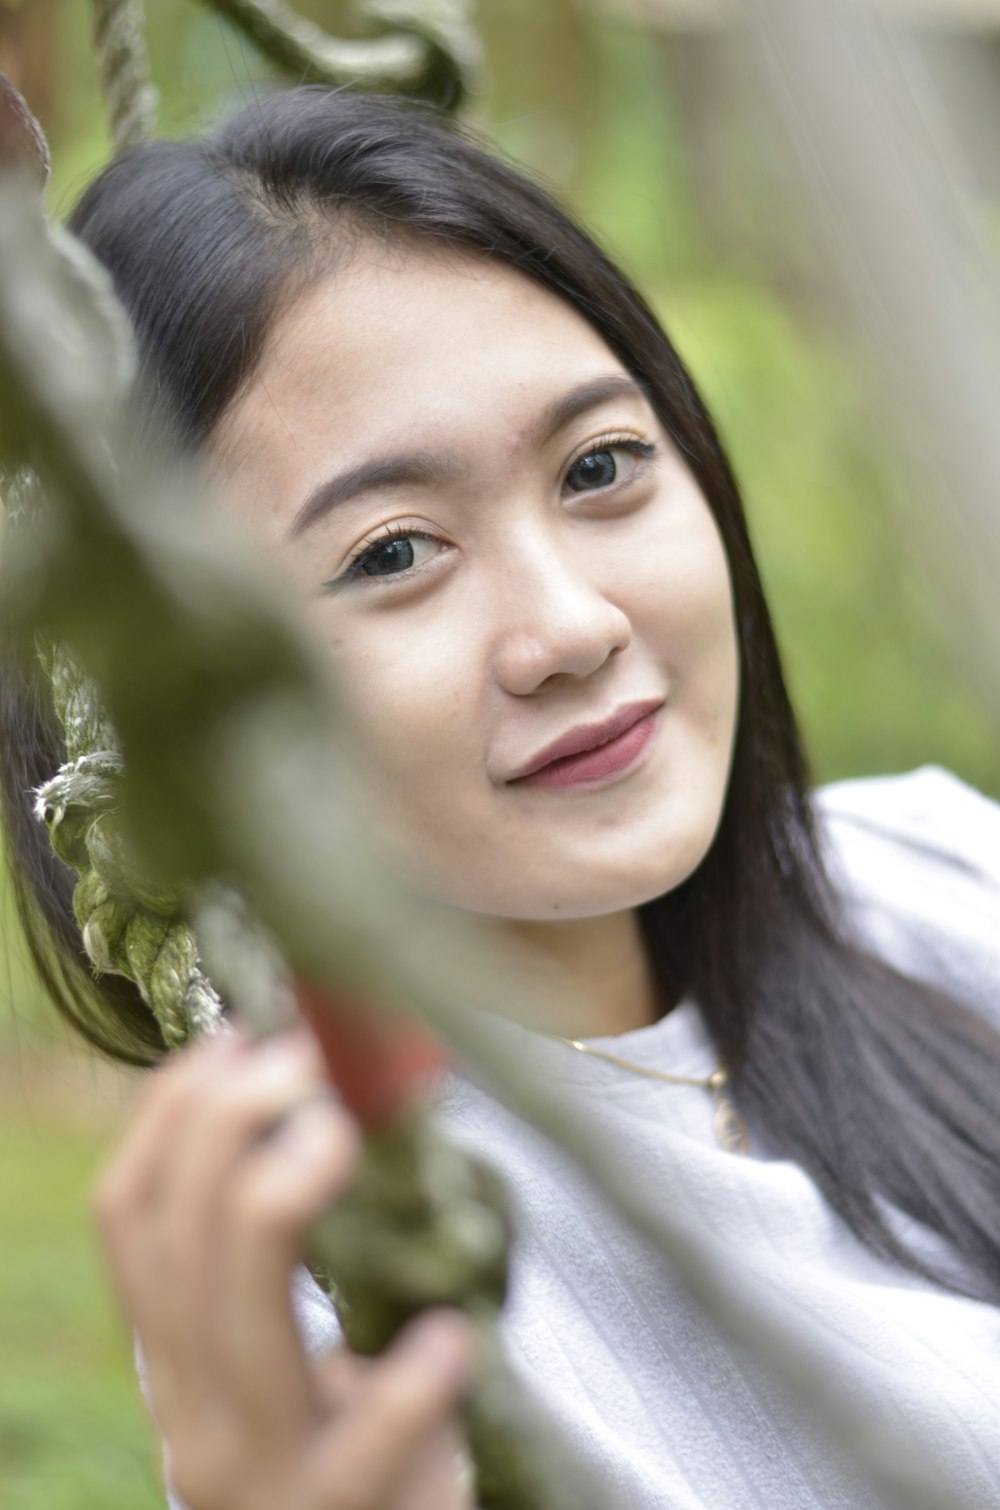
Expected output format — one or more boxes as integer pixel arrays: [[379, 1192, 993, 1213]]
[[511, 708, 662, 790], [507, 699, 664, 787]]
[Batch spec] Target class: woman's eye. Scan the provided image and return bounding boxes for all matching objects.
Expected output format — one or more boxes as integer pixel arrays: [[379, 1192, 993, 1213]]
[[358, 534, 418, 577], [565, 442, 654, 495], [335, 528, 441, 589]]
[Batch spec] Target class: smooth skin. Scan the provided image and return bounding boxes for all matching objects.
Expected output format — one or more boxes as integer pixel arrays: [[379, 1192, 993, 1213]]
[[98, 245, 740, 1506]]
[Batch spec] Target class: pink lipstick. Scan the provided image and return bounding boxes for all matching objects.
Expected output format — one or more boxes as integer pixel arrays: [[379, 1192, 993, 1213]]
[[508, 699, 663, 791]]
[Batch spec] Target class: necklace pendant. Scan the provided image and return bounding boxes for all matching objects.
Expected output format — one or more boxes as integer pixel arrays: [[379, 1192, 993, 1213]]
[[713, 1096, 750, 1155]]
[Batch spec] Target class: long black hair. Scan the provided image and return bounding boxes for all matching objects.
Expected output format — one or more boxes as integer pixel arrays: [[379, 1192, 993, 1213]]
[[3, 88, 999, 1301]]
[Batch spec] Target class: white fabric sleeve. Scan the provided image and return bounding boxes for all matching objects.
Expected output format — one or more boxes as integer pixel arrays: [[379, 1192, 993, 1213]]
[[816, 764, 1000, 885], [815, 764, 1000, 1026]]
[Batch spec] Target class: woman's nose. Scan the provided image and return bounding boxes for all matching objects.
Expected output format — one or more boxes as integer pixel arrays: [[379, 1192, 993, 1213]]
[[490, 537, 632, 696]]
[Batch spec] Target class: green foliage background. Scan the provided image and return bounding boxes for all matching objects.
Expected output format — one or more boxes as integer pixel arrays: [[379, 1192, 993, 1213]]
[[0, 2, 996, 1506]]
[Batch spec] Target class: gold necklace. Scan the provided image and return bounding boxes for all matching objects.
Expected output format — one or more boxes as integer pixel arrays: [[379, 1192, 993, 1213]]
[[545, 1034, 750, 1155]]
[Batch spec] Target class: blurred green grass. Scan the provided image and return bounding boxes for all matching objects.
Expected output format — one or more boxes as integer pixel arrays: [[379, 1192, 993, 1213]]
[[1, 2, 998, 1505], [0, 1096, 164, 1510], [1, 872, 162, 1508]]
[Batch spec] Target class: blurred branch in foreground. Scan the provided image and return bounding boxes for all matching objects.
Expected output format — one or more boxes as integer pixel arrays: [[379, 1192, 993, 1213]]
[[741, 0, 1000, 728]]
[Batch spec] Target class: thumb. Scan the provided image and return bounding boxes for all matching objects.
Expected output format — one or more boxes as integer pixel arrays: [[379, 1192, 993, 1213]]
[[307, 1311, 476, 1508]]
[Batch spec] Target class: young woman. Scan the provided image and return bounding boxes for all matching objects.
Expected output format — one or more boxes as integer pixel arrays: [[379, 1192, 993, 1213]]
[[2, 87, 1000, 1510]]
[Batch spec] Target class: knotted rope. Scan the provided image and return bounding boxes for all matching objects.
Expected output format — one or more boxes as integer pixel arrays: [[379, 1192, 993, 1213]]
[[33, 645, 224, 1046]]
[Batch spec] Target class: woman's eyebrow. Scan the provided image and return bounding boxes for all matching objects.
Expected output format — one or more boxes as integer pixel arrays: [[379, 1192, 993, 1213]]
[[535, 373, 647, 447], [285, 372, 647, 542], [286, 452, 448, 542]]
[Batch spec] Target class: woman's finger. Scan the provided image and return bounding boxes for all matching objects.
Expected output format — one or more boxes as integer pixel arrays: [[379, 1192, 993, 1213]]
[[93, 1030, 250, 1436], [213, 1092, 360, 1437], [313, 1346, 374, 1414], [305, 1310, 476, 1510], [97, 1027, 343, 1439], [394, 1422, 476, 1510], [94, 1029, 246, 1354], [147, 1030, 330, 1354], [95, 1029, 244, 1236]]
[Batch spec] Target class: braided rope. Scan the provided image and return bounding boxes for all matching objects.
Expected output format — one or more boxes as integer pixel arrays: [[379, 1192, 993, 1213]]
[[91, 0, 157, 154], [33, 679, 225, 1047]]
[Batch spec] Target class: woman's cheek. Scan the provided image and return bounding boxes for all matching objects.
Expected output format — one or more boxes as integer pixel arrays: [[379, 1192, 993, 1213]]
[[635, 519, 739, 766], [329, 618, 478, 806], [631, 518, 735, 663]]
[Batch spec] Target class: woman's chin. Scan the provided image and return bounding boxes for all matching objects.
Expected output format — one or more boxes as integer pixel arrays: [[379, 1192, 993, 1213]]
[[414, 845, 713, 922]]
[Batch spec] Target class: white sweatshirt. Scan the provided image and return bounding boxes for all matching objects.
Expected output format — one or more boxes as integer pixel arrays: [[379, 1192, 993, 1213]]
[[168, 767, 1000, 1509]]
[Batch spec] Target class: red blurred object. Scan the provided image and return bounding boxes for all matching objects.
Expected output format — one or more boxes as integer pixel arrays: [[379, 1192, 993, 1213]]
[[294, 980, 449, 1128]]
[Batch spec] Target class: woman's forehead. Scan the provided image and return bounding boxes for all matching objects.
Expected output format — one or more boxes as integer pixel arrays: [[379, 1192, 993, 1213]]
[[211, 246, 643, 473]]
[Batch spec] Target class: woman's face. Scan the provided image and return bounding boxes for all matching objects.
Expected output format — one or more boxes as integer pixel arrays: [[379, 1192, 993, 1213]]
[[211, 246, 740, 922]]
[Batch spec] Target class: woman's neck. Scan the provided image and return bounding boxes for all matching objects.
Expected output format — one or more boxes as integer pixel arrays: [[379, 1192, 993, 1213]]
[[500, 908, 668, 1040]]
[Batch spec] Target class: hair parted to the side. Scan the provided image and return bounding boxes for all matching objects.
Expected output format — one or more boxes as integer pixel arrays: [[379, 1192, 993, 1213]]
[[2, 87, 999, 1297]]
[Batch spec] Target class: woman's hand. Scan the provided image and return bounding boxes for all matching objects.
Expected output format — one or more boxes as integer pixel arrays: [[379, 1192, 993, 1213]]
[[95, 1027, 476, 1510]]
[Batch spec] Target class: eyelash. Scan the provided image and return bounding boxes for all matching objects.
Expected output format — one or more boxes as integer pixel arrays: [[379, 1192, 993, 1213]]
[[331, 434, 656, 591]]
